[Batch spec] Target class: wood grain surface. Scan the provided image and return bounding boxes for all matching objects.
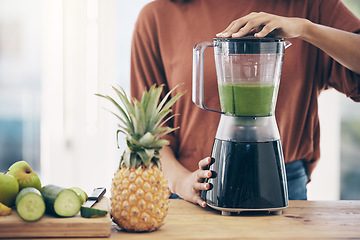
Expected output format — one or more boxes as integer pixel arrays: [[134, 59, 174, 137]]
[[112, 200, 360, 239], [0, 197, 111, 238], [1, 199, 360, 239]]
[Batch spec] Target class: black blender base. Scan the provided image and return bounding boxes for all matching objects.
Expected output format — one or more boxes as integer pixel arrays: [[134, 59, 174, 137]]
[[207, 204, 287, 216], [204, 139, 289, 213]]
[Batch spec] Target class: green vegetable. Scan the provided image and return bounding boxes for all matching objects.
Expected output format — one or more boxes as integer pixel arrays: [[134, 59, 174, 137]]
[[40, 184, 81, 217], [80, 206, 108, 218], [15, 187, 45, 222], [70, 187, 88, 204]]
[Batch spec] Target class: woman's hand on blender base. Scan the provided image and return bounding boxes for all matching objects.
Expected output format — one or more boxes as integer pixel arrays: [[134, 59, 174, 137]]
[[216, 12, 307, 39], [176, 157, 214, 208]]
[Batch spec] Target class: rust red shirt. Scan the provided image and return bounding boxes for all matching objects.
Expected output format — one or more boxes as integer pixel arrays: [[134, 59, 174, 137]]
[[130, 0, 360, 176]]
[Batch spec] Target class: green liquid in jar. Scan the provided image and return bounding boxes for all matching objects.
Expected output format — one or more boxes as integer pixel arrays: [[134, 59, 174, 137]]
[[218, 83, 277, 116]]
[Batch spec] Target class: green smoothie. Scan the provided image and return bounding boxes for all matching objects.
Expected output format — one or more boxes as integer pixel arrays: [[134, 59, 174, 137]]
[[218, 83, 277, 116]]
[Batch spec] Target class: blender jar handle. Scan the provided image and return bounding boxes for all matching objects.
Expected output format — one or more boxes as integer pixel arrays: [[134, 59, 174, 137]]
[[284, 41, 292, 49], [192, 41, 223, 113]]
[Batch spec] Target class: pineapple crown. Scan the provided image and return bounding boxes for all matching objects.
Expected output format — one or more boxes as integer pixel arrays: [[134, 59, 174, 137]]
[[96, 84, 184, 169]]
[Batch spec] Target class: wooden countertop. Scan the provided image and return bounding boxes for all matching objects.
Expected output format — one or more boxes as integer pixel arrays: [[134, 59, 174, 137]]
[[3, 199, 360, 239], [111, 200, 360, 239]]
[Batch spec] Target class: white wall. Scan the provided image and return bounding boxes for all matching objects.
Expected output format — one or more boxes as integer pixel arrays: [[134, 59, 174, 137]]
[[41, 0, 118, 196], [307, 89, 341, 200], [41, 0, 152, 197]]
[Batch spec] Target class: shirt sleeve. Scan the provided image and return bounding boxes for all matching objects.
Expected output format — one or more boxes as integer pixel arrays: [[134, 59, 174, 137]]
[[130, 3, 166, 98], [130, 3, 178, 150], [318, 0, 360, 101]]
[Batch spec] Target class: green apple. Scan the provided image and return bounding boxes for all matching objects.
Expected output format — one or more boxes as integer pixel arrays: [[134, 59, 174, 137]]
[[0, 173, 19, 207], [5, 161, 41, 191], [70, 187, 88, 204]]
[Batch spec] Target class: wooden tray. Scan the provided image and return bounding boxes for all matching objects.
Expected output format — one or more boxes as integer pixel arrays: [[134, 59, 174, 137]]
[[0, 197, 111, 238]]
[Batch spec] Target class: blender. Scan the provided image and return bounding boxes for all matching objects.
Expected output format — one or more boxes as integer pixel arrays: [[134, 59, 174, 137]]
[[192, 37, 291, 215]]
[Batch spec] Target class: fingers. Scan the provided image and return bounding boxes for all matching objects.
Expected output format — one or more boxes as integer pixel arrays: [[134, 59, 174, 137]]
[[254, 22, 278, 38], [216, 12, 257, 38], [233, 14, 272, 38], [198, 157, 211, 169], [220, 20, 237, 37], [196, 170, 212, 181], [195, 196, 207, 208], [198, 157, 214, 170], [217, 12, 279, 38], [197, 157, 214, 182], [193, 182, 211, 191], [193, 162, 214, 208], [175, 158, 216, 208], [192, 183, 211, 208]]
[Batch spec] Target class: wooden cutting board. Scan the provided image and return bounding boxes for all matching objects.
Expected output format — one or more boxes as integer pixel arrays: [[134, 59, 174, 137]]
[[0, 197, 111, 238]]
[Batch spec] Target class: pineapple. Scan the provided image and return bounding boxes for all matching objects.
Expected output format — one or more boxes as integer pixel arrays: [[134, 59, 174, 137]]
[[96, 84, 184, 232]]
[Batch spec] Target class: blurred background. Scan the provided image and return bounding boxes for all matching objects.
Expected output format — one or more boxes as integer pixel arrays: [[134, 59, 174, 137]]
[[0, 0, 359, 199]]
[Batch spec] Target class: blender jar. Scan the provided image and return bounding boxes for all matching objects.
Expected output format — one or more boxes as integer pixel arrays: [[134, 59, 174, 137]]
[[193, 37, 291, 117], [215, 37, 288, 116]]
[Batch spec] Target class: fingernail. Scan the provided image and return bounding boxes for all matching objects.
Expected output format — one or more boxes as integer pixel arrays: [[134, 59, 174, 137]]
[[255, 31, 266, 37], [206, 171, 211, 178], [223, 32, 231, 37], [217, 32, 229, 38]]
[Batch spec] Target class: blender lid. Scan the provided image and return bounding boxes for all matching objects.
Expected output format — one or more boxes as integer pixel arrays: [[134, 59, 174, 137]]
[[213, 36, 285, 42], [213, 36, 285, 54]]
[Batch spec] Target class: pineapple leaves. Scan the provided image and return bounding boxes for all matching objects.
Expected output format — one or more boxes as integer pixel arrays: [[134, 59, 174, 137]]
[[150, 86, 185, 131], [96, 84, 184, 169], [138, 132, 155, 146], [144, 149, 156, 161], [151, 109, 172, 132], [133, 99, 146, 135], [154, 126, 180, 140], [112, 87, 135, 118], [137, 149, 151, 166], [156, 84, 185, 117], [121, 149, 131, 169], [116, 129, 127, 148], [144, 85, 163, 131], [95, 94, 133, 133], [126, 137, 141, 151], [130, 152, 139, 169], [141, 85, 158, 112], [129, 113, 144, 137], [161, 91, 184, 114], [121, 146, 156, 168]]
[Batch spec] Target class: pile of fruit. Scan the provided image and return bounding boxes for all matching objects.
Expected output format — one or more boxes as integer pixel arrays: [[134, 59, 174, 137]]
[[1, 84, 182, 233], [0, 160, 106, 222]]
